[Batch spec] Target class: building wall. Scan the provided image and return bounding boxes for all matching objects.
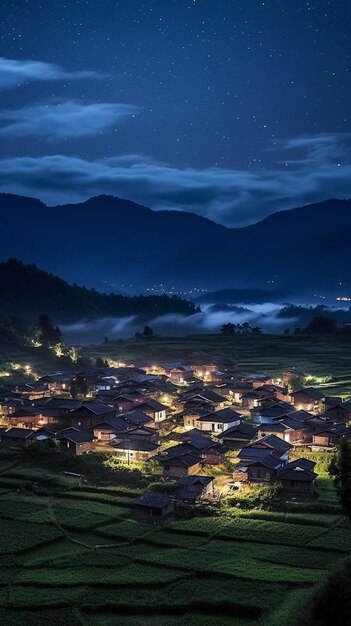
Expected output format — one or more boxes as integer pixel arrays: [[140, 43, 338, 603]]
[[135, 503, 174, 521], [59, 439, 95, 455], [184, 415, 198, 430], [163, 462, 202, 478], [221, 437, 252, 450], [280, 479, 314, 495], [247, 466, 274, 483], [312, 435, 329, 447], [199, 419, 239, 434], [113, 448, 157, 462]]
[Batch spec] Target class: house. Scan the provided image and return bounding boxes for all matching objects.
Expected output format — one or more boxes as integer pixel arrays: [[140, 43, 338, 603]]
[[240, 434, 292, 462], [92, 416, 129, 441], [245, 454, 284, 483], [193, 363, 218, 382], [15, 384, 48, 401], [166, 365, 194, 384], [259, 384, 291, 403], [176, 475, 214, 501], [57, 429, 96, 455], [250, 401, 295, 424], [160, 453, 202, 478], [324, 402, 351, 423], [182, 407, 213, 430], [195, 408, 242, 434], [135, 491, 176, 521], [228, 382, 253, 405], [0, 427, 36, 449], [124, 410, 155, 428], [257, 417, 309, 445], [291, 388, 325, 412], [102, 394, 138, 413], [278, 458, 317, 496], [111, 438, 159, 462], [311, 424, 351, 450], [241, 389, 276, 410], [285, 409, 314, 424], [244, 374, 273, 387], [137, 400, 168, 424], [232, 432, 293, 485], [0, 397, 30, 417], [233, 433, 291, 484], [7, 408, 38, 428], [69, 402, 115, 430], [37, 373, 71, 393], [180, 428, 211, 442], [217, 421, 257, 449], [33, 426, 58, 442], [201, 443, 227, 465], [92, 377, 117, 392], [165, 432, 226, 465], [38, 398, 82, 419], [179, 388, 226, 411]]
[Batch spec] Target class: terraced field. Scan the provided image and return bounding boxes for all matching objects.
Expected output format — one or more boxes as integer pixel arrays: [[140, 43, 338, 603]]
[[0, 465, 348, 626]]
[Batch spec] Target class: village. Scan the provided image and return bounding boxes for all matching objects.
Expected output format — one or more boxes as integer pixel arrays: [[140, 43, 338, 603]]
[[0, 358, 350, 520]]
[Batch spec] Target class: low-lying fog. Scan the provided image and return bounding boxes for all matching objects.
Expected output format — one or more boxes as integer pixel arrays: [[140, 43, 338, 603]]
[[60, 301, 347, 345]]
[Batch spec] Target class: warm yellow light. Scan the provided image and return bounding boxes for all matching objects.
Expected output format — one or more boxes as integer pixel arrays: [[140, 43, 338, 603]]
[[53, 344, 64, 357]]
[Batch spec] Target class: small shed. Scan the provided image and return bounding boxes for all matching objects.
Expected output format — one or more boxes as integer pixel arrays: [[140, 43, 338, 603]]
[[176, 475, 214, 501], [58, 429, 96, 455], [135, 491, 176, 521], [278, 459, 317, 496]]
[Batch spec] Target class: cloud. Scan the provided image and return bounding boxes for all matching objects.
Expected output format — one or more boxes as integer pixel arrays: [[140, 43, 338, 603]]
[[0, 132, 350, 227], [0, 57, 99, 89], [60, 306, 296, 344], [0, 100, 140, 138]]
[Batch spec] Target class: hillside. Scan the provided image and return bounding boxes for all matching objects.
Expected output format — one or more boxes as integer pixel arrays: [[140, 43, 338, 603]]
[[1, 194, 351, 295], [0, 259, 198, 323]]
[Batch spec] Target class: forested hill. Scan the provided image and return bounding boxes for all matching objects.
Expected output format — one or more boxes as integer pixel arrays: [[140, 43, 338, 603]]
[[0, 259, 198, 323]]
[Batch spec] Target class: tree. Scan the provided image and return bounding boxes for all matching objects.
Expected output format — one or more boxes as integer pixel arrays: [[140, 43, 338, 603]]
[[75, 375, 88, 397], [142, 325, 154, 337], [95, 357, 105, 369], [38, 314, 62, 346], [329, 439, 351, 521], [304, 316, 337, 334], [287, 376, 304, 393], [241, 322, 252, 334], [70, 382, 78, 399], [220, 323, 236, 335], [252, 326, 262, 334]]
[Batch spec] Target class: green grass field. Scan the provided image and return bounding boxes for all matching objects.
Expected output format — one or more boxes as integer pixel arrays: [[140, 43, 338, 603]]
[[0, 463, 348, 626], [83, 333, 351, 397]]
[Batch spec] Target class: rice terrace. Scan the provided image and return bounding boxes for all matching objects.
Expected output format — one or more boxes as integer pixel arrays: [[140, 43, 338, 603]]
[[0, 434, 348, 625]]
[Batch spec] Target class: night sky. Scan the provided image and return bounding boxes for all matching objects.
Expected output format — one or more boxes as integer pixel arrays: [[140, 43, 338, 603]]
[[0, 0, 350, 226]]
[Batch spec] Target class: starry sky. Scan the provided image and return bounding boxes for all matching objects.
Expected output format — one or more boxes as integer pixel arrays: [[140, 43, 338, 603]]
[[0, 0, 350, 226]]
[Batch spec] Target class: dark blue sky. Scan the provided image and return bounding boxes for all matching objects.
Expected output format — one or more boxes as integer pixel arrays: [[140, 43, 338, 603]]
[[0, 0, 350, 225]]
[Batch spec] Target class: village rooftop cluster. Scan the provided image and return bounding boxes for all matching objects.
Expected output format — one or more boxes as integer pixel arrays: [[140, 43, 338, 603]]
[[0, 361, 350, 518]]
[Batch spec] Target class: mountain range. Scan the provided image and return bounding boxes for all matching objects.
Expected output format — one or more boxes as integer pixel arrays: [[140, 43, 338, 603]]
[[1, 193, 350, 297]]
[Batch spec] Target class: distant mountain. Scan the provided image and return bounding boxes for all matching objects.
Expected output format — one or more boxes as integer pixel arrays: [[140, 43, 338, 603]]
[[196, 289, 292, 305], [0, 259, 197, 323], [1, 193, 351, 296]]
